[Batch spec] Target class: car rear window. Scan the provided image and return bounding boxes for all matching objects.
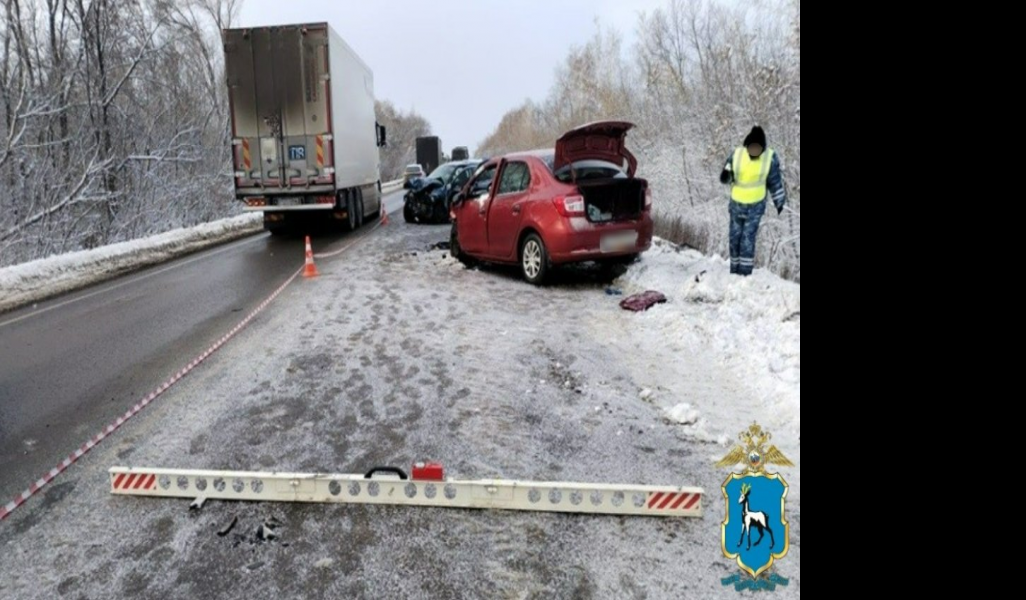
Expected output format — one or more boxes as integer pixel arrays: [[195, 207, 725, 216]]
[[553, 160, 626, 183]]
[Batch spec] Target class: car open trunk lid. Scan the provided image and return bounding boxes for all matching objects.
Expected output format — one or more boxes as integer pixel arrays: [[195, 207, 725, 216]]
[[554, 121, 638, 178]]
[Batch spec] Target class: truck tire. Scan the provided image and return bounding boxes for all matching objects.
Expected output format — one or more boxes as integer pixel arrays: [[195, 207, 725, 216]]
[[345, 191, 358, 231], [264, 215, 288, 236], [355, 188, 365, 228], [369, 183, 382, 220]]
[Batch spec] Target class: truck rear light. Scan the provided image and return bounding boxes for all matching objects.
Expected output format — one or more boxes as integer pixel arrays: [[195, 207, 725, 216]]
[[246, 198, 267, 207], [323, 167, 336, 176], [553, 195, 585, 218], [234, 171, 247, 179], [317, 196, 335, 205]]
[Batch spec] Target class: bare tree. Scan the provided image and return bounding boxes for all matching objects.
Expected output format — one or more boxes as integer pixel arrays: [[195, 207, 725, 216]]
[[375, 99, 431, 180]]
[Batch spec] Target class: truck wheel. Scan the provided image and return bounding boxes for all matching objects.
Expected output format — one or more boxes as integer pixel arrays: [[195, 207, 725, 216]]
[[370, 183, 382, 220], [355, 189, 365, 228], [264, 215, 288, 236], [520, 233, 549, 285], [346, 191, 358, 231]]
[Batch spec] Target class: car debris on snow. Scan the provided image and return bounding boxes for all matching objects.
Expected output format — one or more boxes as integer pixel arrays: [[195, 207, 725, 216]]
[[217, 515, 238, 537], [620, 291, 668, 312], [190, 497, 207, 511], [257, 521, 280, 542]]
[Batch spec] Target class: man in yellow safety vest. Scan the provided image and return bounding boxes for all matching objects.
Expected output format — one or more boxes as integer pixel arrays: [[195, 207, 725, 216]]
[[719, 126, 787, 276]]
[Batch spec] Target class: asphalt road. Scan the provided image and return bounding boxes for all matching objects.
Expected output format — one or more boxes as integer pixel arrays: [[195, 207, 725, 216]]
[[0, 192, 403, 503]]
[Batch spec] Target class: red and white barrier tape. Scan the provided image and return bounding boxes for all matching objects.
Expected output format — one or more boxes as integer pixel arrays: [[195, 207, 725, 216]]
[[0, 266, 303, 522]]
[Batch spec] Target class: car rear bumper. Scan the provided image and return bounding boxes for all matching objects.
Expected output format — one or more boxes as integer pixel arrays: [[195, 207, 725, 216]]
[[544, 214, 654, 264]]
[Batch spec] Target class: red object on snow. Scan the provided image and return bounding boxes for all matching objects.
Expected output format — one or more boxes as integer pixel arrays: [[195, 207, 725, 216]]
[[620, 291, 667, 312], [412, 462, 445, 481]]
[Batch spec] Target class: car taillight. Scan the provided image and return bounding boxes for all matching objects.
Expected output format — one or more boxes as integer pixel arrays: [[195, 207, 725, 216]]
[[553, 195, 585, 218], [645, 187, 652, 211]]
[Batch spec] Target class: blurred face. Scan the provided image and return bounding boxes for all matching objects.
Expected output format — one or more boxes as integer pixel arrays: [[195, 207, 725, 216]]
[[748, 144, 764, 158]]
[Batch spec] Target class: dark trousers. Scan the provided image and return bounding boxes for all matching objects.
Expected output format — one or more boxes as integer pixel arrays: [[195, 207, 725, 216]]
[[729, 200, 766, 276]]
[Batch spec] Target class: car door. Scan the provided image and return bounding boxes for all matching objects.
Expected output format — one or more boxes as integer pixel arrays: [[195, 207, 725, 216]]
[[487, 160, 532, 260], [454, 162, 498, 254]]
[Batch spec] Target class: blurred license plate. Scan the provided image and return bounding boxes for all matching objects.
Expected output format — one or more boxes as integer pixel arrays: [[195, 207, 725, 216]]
[[276, 198, 302, 207], [601, 232, 638, 253]]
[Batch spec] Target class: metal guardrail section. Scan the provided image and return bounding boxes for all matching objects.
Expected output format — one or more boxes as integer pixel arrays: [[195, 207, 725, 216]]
[[109, 467, 704, 518]]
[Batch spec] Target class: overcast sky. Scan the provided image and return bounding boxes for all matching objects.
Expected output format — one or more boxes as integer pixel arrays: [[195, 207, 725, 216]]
[[239, 0, 668, 152]]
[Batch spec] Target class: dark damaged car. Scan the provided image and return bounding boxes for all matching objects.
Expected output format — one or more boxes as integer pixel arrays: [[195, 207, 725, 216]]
[[404, 160, 482, 224]]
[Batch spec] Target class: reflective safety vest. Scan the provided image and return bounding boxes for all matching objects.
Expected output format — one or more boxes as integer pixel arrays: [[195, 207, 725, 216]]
[[731, 148, 775, 204]]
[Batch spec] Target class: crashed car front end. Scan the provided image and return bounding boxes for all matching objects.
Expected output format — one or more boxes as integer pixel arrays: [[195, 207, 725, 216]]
[[403, 178, 450, 224]]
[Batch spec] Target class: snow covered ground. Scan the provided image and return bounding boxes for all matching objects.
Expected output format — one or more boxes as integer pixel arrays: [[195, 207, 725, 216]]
[[607, 239, 800, 506], [0, 223, 799, 598], [0, 214, 262, 314]]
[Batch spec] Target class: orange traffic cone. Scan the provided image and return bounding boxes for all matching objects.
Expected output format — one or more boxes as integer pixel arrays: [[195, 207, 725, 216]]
[[303, 236, 320, 278], [380, 207, 390, 226]]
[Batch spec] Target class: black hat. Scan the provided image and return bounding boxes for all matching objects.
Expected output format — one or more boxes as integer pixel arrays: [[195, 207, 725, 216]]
[[743, 126, 767, 149]]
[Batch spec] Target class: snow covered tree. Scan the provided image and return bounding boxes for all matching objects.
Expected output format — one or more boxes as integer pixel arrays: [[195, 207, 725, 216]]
[[375, 100, 432, 180], [0, 0, 246, 266], [474, 0, 800, 280]]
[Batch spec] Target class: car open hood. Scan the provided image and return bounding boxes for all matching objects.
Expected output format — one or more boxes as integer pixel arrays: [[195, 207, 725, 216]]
[[409, 177, 444, 194], [554, 121, 638, 178]]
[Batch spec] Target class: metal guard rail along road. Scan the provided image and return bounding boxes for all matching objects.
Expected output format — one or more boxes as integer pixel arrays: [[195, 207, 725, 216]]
[[109, 463, 704, 518]]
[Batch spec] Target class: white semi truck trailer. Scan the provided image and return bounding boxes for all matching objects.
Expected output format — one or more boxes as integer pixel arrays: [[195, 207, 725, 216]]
[[224, 23, 386, 234]]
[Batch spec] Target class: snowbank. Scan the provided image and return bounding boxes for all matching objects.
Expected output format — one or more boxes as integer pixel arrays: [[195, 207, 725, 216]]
[[617, 239, 800, 436], [0, 214, 262, 314]]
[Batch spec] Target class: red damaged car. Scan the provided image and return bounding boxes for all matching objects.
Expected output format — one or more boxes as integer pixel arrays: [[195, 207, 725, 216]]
[[449, 121, 653, 285]]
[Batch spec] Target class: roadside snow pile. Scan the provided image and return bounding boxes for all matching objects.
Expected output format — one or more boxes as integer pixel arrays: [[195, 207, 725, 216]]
[[665, 403, 701, 426], [0, 214, 261, 313], [618, 239, 800, 435]]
